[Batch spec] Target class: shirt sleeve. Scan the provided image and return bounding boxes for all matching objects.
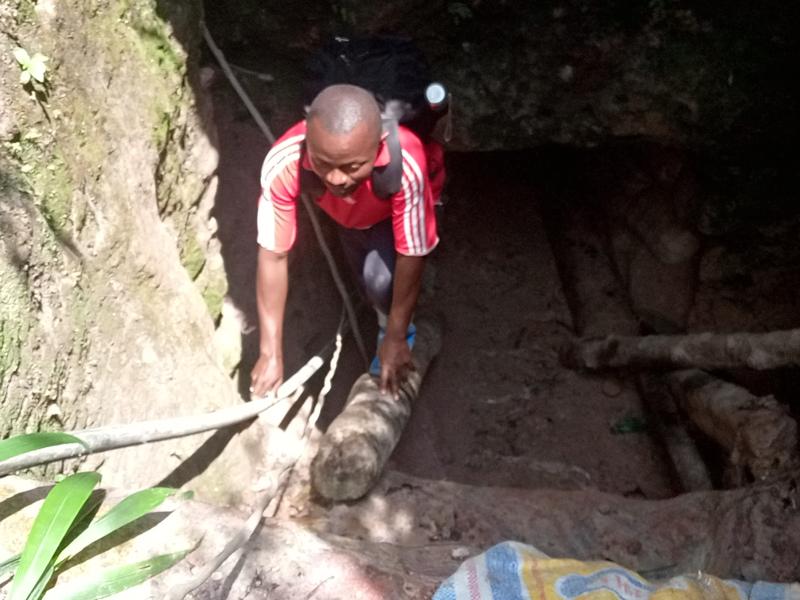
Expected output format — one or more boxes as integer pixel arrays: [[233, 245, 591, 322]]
[[256, 136, 303, 253], [391, 132, 440, 256]]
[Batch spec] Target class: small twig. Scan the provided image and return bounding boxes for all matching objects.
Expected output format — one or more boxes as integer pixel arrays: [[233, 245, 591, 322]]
[[168, 312, 347, 599], [166, 461, 295, 600], [229, 63, 275, 82], [304, 576, 334, 599]]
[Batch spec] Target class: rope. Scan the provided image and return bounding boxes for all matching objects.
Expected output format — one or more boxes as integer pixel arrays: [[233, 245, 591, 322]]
[[167, 313, 347, 600], [299, 194, 369, 366], [202, 25, 275, 144], [202, 24, 369, 366]]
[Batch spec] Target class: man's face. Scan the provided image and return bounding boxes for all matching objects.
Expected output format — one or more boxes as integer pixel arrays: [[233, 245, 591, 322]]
[[306, 118, 380, 197]]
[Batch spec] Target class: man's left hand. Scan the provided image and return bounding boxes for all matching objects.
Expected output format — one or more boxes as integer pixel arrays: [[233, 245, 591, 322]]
[[378, 334, 415, 397]]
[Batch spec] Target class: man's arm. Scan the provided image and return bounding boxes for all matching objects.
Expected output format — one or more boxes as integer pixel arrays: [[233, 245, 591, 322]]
[[379, 253, 426, 396], [250, 247, 289, 397]]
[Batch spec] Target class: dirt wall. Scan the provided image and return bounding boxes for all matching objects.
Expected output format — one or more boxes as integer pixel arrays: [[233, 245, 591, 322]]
[[0, 0, 260, 504]]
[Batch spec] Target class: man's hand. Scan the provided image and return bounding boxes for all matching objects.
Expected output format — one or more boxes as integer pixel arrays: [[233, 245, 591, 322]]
[[253, 247, 288, 399], [378, 334, 415, 397], [250, 353, 283, 398]]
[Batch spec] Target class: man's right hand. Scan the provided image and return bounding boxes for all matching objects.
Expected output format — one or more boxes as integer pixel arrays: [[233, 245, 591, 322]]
[[250, 353, 284, 398]]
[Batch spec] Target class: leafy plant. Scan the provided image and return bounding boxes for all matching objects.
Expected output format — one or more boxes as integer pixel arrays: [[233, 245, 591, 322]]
[[0, 433, 191, 599], [12, 47, 50, 99]]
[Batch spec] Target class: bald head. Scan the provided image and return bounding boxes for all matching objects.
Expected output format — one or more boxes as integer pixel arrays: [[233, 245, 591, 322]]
[[307, 84, 382, 139], [304, 85, 383, 197]]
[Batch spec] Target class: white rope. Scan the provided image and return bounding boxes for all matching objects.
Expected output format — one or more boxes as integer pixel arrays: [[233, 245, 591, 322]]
[[299, 194, 369, 365], [168, 309, 347, 599], [202, 25, 275, 144]]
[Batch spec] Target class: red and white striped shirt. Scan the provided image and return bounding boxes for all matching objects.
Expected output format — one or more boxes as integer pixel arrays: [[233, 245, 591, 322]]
[[257, 120, 440, 256]]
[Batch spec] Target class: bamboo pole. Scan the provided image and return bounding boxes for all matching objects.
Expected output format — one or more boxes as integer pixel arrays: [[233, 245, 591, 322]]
[[0, 352, 326, 476]]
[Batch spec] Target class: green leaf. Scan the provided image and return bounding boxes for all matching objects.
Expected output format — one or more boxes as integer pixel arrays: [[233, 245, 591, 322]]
[[610, 416, 648, 435], [19, 70, 30, 85], [44, 549, 190, 600], [12, 47, 30, 67], [0, 433, 87, 463], [59, 490, 106, 553], [59, 488, 177, 563], [26, 560, 56, 600], [8, 472, 101, 600], [0, 553, 20, 578], [29, 54, 48, 83]]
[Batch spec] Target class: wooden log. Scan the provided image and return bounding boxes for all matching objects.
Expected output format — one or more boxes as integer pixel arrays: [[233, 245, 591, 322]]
[[564, 328, 800, 372], [608, 224, 696, 334], [636, 373, 713, 491], [667, 369, 798, 482], [311, 316, 443, 501], [544, 202, 639, 337], [542, 197, 709, 494], [587, 141, 700, 265]]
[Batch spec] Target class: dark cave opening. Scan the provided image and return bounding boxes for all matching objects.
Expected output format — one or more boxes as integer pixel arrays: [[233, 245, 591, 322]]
[[202, 0, 800, 501]]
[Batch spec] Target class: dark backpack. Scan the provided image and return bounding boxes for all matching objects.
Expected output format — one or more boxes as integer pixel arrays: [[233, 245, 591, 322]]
[[301, 36, 443, 199]]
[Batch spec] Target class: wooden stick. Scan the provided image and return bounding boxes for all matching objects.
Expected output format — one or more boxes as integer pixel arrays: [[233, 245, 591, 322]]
[[636, 373, 712, 491], [542, 199, 710, 493], [564, 328, 800, 372], [311, 316, 442, 501], [166, 460, 294, 600], [667, 369, 798, 481]]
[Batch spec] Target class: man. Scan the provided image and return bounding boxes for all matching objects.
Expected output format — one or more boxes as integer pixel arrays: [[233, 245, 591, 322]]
[[250, 84, 442, 398]]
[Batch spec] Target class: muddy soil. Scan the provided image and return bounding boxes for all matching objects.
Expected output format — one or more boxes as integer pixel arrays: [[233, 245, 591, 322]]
[[390, 152, 675, 498]]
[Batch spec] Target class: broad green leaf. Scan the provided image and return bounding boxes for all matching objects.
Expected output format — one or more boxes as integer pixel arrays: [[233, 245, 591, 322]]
[[0, 433, 86, 462], [26, 559, 56, 600], [59, 488, 177, 563], [8, 472, 101, 600], [7, 489, 106, 588], [57, 490, 106, 555], [12, 47, 30, 67], [19, 70, 30, 85], [44, 549, 190, 600]]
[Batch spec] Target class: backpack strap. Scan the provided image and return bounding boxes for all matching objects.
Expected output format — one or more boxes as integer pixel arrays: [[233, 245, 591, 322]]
[[370, 119, 403, 199], [298, 142, 325, 199]]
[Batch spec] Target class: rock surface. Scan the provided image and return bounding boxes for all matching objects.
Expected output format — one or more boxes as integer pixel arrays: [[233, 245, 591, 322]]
[[204, 0, 798, 153]]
